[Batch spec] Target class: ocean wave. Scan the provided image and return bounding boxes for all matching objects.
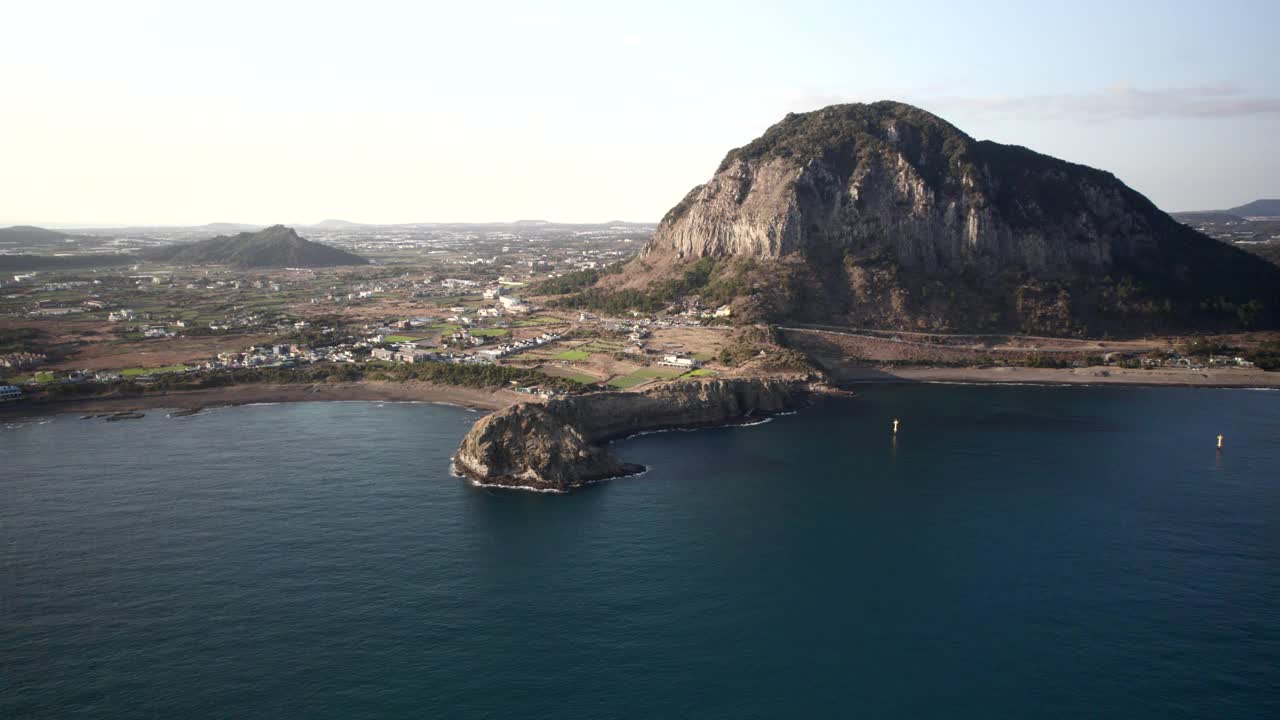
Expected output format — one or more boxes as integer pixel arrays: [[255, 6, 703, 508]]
[[618, 414, 782, 440], [450, 456, 651, 493], [469, 480, 568, 494], [469, 465, 654, 494], [918, 379, 1278, 391], [919, 380, 1104, 388], [620, 426, 701, 440]]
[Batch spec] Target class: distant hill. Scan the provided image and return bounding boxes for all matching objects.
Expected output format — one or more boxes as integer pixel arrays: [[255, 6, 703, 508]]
[[1225, 199, 1280, 217], [310, 219, 366, 228], [144, 225, 368, 268], [0, 225, 93, 248], [1170, 211, 1247, 224]]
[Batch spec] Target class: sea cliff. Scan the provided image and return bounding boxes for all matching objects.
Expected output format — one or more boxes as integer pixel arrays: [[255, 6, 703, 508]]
[[454, 378, 810, 491]]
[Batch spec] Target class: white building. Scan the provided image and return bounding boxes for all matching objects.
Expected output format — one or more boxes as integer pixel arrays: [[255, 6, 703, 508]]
[[499, 296, 530, 313], [659, 355, 700, 368]]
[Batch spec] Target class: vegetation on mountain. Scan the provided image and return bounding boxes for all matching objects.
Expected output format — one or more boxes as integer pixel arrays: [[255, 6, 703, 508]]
[[533, 262, 624, 295]]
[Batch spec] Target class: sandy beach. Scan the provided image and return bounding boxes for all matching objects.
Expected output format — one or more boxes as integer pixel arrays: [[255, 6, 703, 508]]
[[836, 365, 1280, 388], [0, 381, 526, 419]]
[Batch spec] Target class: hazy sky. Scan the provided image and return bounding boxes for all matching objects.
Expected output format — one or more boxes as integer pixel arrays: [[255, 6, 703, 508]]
[[3, 0, 1277, 226]]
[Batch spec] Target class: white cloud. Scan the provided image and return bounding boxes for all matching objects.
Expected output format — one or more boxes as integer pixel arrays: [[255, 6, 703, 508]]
[[930, 84, 1280, 119]]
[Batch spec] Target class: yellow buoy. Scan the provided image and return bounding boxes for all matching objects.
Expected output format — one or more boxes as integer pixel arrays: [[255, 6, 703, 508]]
[[1217, 434, 1224, 450], [893, 418, 900, 434]]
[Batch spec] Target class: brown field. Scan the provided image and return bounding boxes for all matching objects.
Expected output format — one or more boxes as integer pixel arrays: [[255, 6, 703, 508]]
[[53, 334, 278, 370]]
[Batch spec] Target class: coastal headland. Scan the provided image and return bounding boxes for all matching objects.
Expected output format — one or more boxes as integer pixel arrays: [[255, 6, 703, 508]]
[[453, 378, 813, 491]]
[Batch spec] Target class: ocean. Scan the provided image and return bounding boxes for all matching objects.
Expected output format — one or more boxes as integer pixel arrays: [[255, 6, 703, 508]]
[[3, 386, 1278, 718]]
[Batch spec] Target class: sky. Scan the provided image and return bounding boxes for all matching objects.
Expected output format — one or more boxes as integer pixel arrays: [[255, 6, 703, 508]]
[[3, 0, 1278, 226]]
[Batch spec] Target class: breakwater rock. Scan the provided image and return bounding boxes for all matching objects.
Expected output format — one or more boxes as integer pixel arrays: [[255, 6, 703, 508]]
[[454, 378, 810, 491]]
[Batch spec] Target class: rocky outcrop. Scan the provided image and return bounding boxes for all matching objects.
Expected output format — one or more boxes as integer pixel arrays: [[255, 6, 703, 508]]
[[646, 102, 1163, 275], [454, 379, 809, 491], [627, 101, 1280, 334]]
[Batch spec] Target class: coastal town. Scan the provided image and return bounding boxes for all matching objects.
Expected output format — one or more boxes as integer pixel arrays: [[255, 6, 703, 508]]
[[4, 216, 1280, 411], [0, 221, 739, 406]]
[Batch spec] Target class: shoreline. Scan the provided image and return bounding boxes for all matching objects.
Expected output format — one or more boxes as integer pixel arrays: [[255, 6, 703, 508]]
[[0, 381, 524, 419], [833, 365, 1280, 388], [5, 365, 1276, 421]]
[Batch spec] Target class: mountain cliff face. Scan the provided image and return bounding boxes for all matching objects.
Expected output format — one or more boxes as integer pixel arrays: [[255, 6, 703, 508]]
[[455, 379, 808, 491], [146, 225, 368, 268], [611, 102, 1280, 334]]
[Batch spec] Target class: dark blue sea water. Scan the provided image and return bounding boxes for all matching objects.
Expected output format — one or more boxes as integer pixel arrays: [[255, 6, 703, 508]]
[[3, 386, 1279, 719]]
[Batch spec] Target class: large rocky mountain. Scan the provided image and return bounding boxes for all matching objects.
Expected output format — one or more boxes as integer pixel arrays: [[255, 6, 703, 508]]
[[146, 225, 368, 268], [599, 102, 1279, 335]]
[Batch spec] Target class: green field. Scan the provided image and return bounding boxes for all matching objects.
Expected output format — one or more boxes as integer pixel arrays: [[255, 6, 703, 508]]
[[684, 368, 717, 377], [429, 323, 462, 333], [580, 341, 624, 353], [6, 372, 47, 384], [469, 328, 510, 337], [553, 371, 600, 384], [553, 349, 590, 361], [120, 365, 191, 377], [606, 374, 649, 389], [384, 335, 425, 343], [630, 366, 687, 379], [691, 352, 715, 362]]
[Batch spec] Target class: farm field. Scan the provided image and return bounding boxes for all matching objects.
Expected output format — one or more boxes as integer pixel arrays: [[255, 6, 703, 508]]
[[538, 366, 602, 385], [119, 365, 191, 377], [511, 316, 566, 327]]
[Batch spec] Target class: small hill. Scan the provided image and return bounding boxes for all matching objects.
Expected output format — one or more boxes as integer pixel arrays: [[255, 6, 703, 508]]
[[1170, 211, 1246, 224], [566, 101, 1280, 335], [145, 225, 368, 268], [1225, 199, 1280, 217], [0, 225, 89, 247], [311, 219, 366, 228]]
